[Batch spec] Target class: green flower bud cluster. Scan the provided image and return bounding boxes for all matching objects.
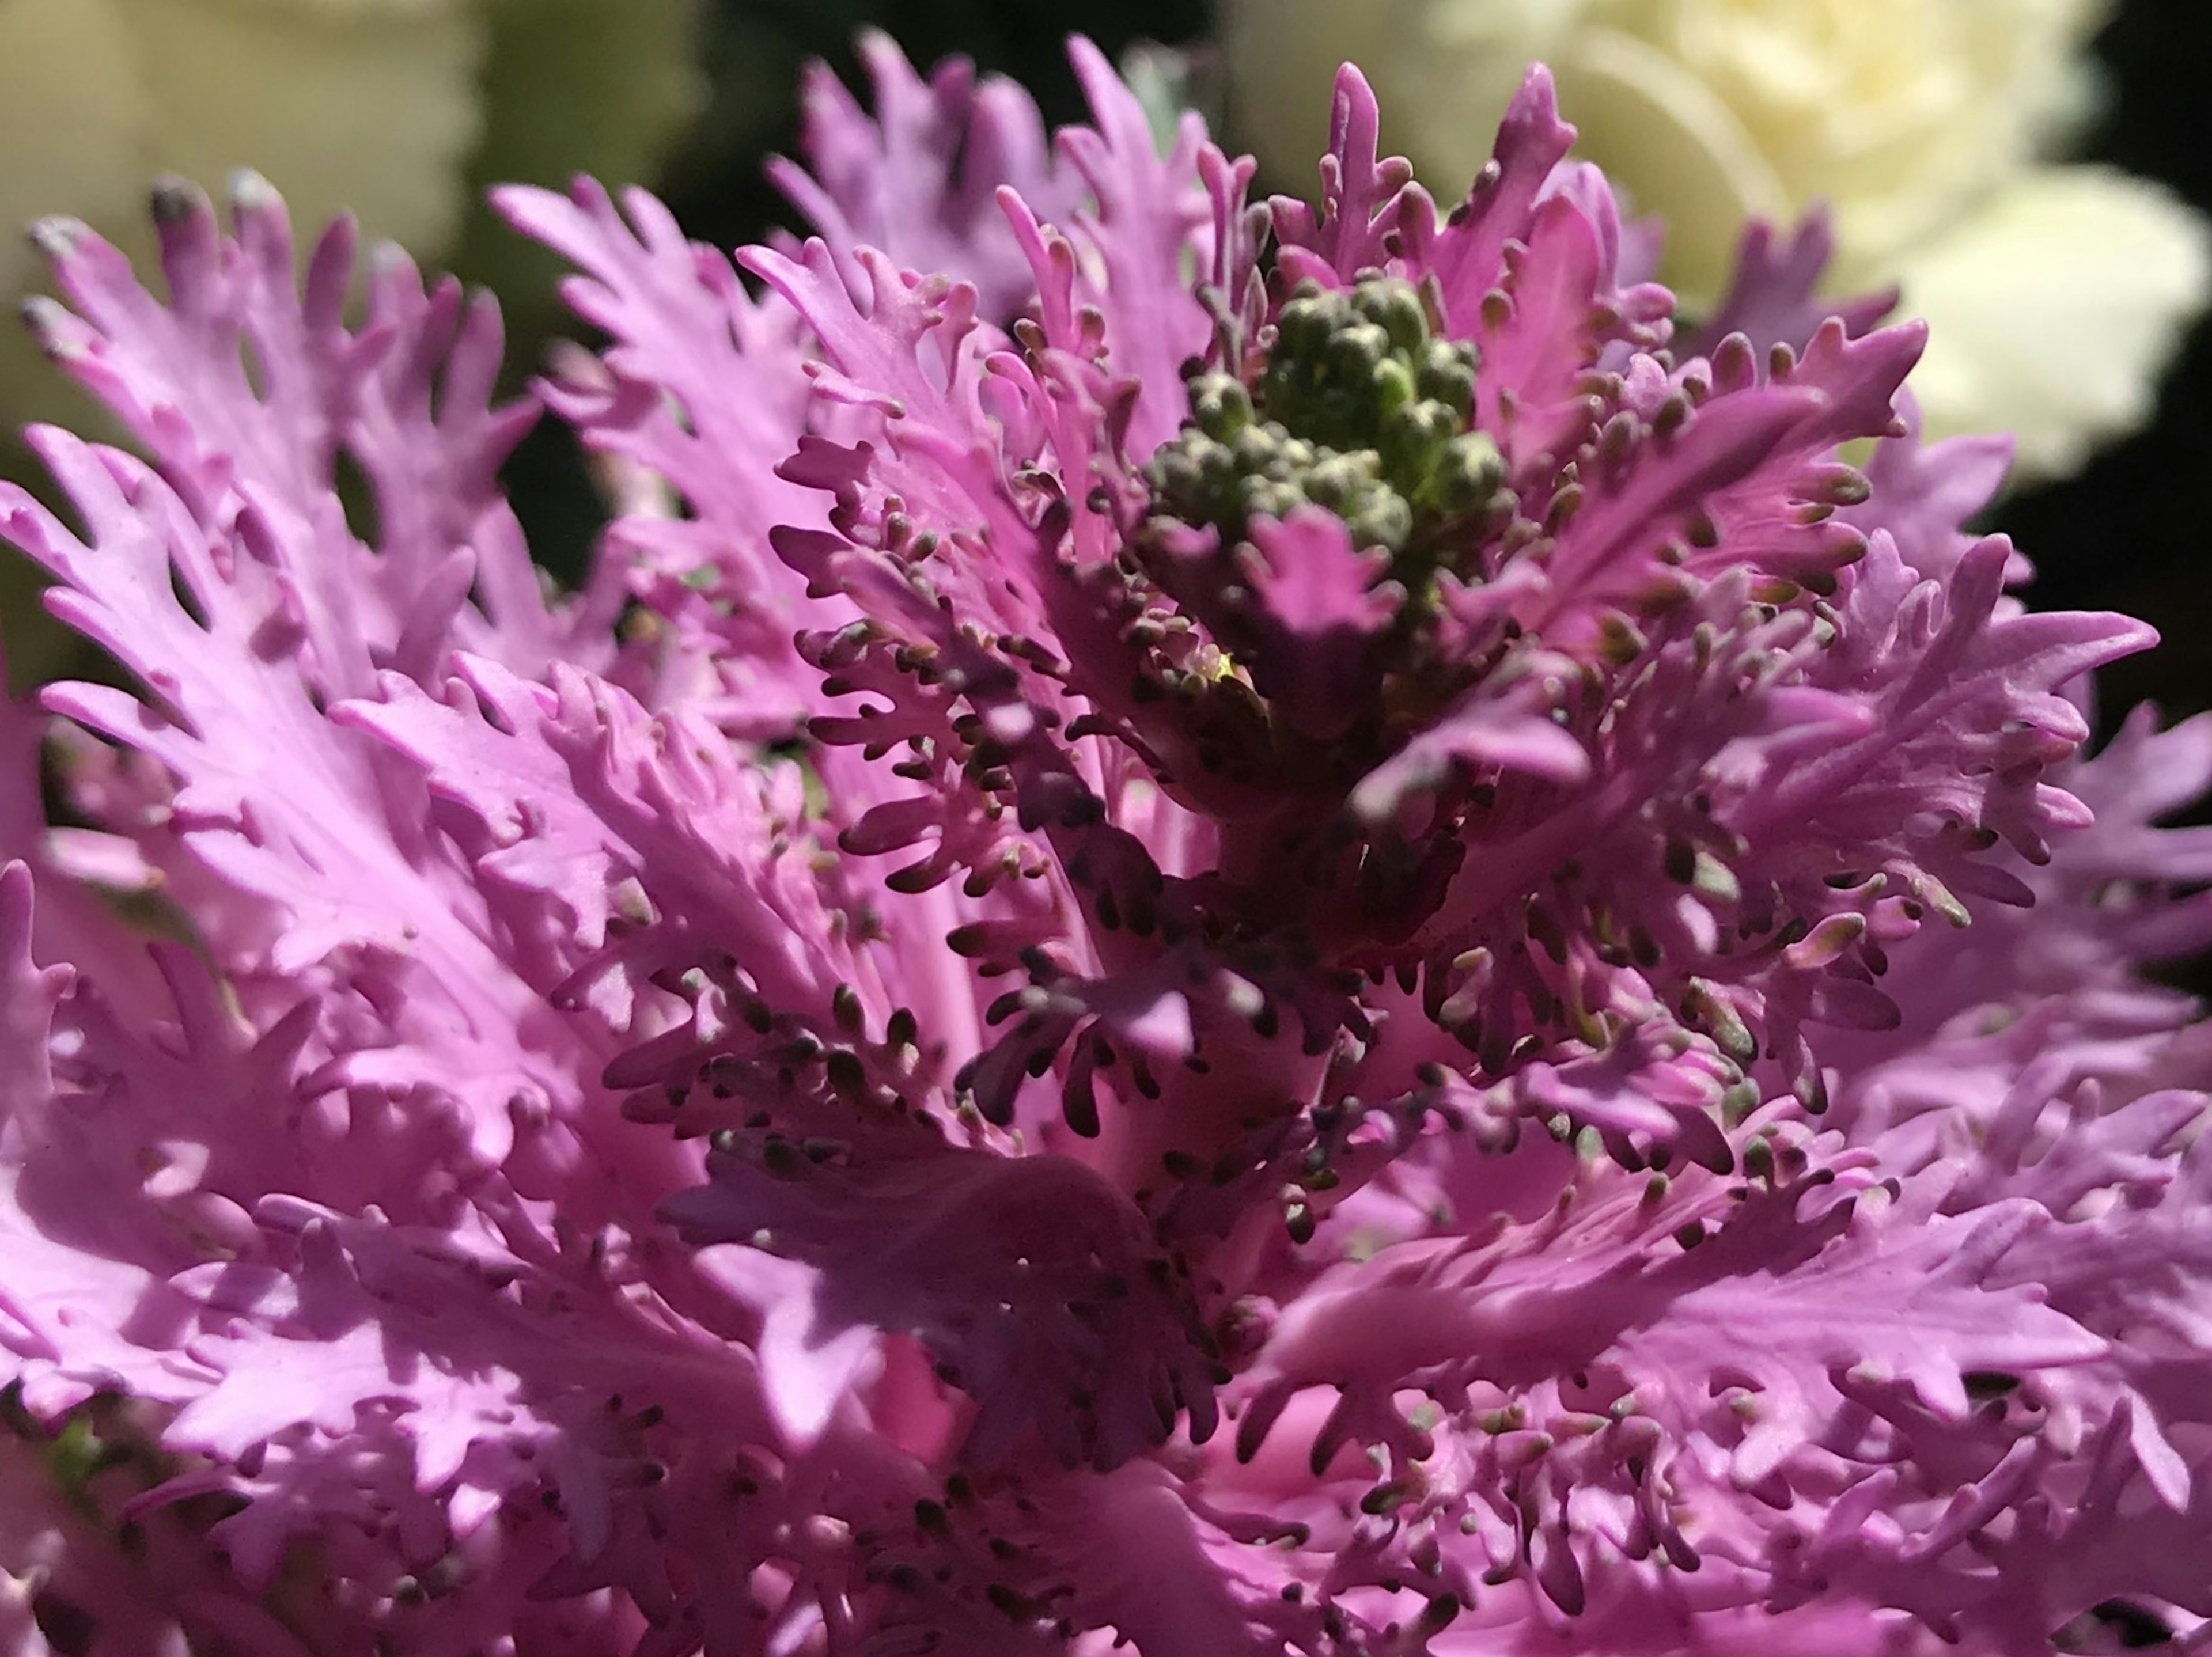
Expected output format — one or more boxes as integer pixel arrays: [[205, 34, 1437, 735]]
[[1143, 278, 1508, 567]]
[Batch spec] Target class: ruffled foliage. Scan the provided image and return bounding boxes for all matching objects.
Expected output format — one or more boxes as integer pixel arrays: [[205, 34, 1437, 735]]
[[0, 35, 2209, 1657]]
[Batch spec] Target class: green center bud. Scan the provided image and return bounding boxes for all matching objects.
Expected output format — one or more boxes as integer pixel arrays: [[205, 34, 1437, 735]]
[[1143, 277, 1508, 579]]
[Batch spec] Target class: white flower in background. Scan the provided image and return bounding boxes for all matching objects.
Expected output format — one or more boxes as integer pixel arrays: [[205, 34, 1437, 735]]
[[1222, 0, 2210, 480]]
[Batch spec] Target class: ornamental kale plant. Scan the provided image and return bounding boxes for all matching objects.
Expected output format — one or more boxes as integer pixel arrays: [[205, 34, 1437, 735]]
[[4, 33, 2212, 1657]]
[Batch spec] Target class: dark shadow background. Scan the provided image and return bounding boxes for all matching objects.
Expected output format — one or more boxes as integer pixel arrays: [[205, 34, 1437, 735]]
[[510, 0, 2212, 731], [654, 0, 1214, 251]]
